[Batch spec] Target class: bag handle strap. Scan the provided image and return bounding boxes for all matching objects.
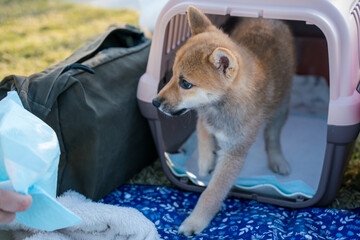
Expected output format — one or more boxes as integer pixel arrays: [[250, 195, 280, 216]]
[[0, 24, 147, 119]]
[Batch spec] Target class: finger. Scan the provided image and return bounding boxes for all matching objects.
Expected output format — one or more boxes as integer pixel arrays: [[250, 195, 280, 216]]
[[0, 189, 32, 212], [0, 210, 16, 224]]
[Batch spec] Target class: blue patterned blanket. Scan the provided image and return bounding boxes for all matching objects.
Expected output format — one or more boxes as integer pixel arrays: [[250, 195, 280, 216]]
[[101, 185, 360, 239]]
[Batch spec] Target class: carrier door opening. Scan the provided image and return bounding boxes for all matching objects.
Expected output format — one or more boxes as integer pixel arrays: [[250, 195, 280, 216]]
[[157, 14, 329, 203]]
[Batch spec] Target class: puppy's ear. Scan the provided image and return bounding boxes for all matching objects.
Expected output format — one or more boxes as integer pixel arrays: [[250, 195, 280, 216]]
[[209, 47, 238, 80], [187, 6, 215, 35]]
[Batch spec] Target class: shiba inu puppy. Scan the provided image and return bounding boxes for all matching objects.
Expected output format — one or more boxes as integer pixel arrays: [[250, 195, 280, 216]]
[[152, 6, 295, 236]]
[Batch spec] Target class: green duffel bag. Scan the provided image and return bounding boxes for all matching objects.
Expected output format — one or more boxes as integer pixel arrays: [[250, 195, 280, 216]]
[[0, 24, 157, 200]]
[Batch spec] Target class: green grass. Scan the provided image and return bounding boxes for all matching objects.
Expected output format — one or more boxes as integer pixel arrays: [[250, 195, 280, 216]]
[[0, 0, 139, 79]]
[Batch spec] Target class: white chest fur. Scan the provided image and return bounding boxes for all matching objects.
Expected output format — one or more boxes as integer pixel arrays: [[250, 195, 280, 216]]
[[203, 120, 229, 143]]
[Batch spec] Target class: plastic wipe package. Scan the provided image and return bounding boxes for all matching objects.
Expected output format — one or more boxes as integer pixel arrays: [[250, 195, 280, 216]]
[[0, 91, 81, 231]]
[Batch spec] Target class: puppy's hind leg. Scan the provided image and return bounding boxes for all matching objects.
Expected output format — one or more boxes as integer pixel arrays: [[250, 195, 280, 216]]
[[197, 117, 216, 177], [264, 94, 291, 175]]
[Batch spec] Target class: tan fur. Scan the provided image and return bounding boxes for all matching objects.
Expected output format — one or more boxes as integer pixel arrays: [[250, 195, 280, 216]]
[[153, 6, 295, 236], [197, 116, 216, 177]]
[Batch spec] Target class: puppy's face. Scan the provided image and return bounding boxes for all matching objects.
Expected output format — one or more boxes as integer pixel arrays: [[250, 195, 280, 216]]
[[152, 10, 239, 117]]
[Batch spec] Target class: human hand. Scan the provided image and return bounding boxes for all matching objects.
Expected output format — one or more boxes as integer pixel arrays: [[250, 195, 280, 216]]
[[0, 189, 32, 224]]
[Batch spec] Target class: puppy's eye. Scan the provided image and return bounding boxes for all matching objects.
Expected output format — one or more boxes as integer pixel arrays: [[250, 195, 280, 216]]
[[179, 75, 193, 89]]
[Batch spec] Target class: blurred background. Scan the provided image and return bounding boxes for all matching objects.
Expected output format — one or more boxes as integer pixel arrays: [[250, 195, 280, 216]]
[[0, 0, 167, 79]]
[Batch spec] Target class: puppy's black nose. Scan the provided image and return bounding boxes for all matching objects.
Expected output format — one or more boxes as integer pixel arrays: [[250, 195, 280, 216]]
[[152, 98, 162, 108]]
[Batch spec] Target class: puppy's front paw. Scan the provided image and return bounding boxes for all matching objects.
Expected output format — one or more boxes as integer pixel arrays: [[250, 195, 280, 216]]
[[178, 215, 209, 236]]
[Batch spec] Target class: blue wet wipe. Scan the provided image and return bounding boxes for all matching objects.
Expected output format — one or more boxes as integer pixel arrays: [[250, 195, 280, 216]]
[[0, 91, 81, 231]]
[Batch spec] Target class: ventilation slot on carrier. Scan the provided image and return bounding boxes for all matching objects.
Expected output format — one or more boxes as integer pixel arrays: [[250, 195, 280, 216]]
[[352, 0, 360, 66], [166, 14, 191, 54]]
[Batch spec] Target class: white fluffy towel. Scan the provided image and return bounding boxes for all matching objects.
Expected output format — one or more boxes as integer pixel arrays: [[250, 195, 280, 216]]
[[1, 191, 160, 240]]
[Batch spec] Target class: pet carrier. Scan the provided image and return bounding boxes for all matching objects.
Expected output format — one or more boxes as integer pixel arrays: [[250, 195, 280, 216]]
[[137, 0, 360, 208]]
